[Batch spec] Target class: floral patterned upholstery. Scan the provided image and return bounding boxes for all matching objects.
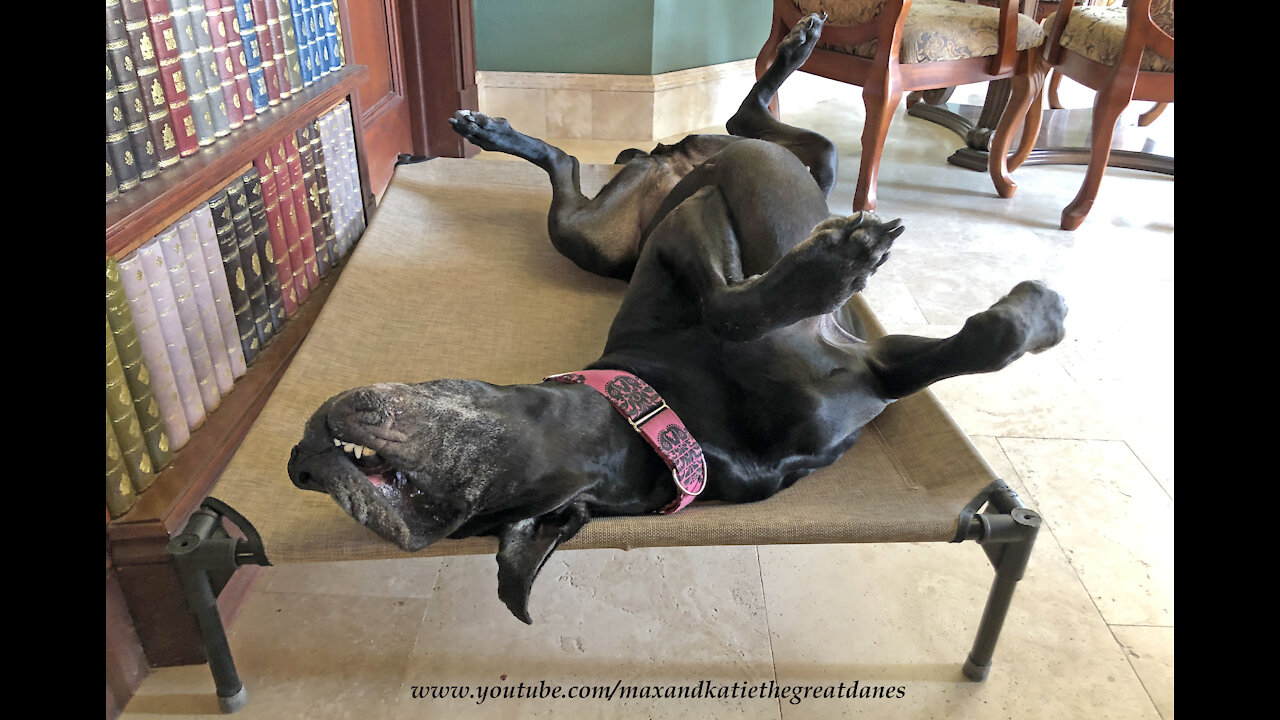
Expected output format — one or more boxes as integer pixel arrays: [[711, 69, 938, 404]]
[[1049, 0, 1174, 72], [793, 0, 1045, 64]]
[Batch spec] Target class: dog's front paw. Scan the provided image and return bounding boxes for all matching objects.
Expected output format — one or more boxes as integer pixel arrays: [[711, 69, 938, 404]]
[[807, 211, 903, 293]]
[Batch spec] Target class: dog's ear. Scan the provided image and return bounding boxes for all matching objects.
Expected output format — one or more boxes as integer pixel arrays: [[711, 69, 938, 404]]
[[495, 500, 591, 624]]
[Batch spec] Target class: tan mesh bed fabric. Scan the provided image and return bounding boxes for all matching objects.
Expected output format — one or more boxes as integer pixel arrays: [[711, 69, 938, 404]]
[[211, 158, 1000, 565]]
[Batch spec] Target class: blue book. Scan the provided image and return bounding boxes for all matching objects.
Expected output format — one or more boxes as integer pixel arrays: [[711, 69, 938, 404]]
[[234, 0, 271, 110]]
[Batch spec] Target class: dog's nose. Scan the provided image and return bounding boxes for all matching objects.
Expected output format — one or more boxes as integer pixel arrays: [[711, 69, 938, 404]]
[[287, 446, 323, 491]]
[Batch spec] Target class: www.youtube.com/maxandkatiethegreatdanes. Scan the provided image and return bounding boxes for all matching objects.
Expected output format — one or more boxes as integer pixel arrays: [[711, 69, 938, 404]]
[[410, 679, 908, 706]]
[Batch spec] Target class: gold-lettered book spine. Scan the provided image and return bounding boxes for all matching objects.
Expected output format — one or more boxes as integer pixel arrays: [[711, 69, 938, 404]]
[[106, 411, 138, 518], [106, 258, 173, 474], [106, 317, 157, 495]]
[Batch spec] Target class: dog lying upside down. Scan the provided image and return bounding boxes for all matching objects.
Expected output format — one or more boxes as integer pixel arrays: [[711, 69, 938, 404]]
[[286, 14, 1067, 623]]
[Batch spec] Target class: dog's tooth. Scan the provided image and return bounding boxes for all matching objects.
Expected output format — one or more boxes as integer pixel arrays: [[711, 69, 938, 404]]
[[343, 442, 355, 453], [354, 445, 365, 459], [333, 438, 342, 446]]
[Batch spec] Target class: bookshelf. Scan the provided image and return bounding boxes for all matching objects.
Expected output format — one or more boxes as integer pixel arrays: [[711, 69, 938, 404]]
[[105, 2, 379, 714]]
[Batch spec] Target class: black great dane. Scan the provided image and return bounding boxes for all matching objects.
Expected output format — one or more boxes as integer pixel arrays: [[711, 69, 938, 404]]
[[287, 15, 1067, 623]]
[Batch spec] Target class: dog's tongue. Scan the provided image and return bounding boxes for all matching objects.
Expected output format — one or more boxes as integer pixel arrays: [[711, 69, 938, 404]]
[[367, 474, 389, 488]]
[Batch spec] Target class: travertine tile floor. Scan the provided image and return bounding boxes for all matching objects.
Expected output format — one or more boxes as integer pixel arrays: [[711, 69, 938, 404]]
[[121, 74, 1173, 719]]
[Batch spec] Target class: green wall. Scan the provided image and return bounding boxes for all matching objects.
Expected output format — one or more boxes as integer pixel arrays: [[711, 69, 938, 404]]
[[473, 0, 773, 75]]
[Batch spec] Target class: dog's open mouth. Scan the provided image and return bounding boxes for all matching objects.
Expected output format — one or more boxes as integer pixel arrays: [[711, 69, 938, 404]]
[[330, 437, 426, 505]]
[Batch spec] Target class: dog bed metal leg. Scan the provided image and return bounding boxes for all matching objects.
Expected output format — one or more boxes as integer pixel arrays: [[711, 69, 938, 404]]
[[958, 485, 1042, 681], [166, 498, 271, 713]]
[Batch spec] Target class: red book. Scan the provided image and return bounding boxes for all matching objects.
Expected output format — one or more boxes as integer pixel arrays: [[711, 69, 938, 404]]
[[219, 0, 256, 122], [203, 0, 244, 128], [143, 0, 199, 157], [261, 0, 292, 99], [270, 141, 310, 304], [250, 0, 282, 105], [252, 151, 299, 317], [283, 134, 321, 290]]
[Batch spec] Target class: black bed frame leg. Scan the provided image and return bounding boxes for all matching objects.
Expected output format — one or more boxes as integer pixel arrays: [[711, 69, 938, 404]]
[[959, 484, 1042, 682], [166, 498, 272, 713]]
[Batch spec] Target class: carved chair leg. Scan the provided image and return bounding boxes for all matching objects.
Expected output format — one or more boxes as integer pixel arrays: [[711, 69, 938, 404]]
[[1138, 101, 1168, 127], [989, 56, 1046, 198], [1061, 78, 1133, 230], [855, 80, 903, 212], [1046, 68, 1064, 109]]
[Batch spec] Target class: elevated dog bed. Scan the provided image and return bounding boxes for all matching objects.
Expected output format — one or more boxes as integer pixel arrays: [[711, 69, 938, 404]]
[[174, 158, 1042, 712]]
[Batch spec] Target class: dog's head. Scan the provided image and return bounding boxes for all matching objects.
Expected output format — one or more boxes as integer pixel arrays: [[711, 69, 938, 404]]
[[287, 379, 595, 623], [287, 379, 506, 550]]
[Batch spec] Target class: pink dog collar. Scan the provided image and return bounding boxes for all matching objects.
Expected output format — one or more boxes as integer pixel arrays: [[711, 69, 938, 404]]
[[545, 369, 706, 514]]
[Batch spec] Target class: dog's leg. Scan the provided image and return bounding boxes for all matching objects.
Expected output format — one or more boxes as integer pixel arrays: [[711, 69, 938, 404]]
[[450, 111, 654, 279], [725, 13, 837, 196], [864, 281, 1068, 399]]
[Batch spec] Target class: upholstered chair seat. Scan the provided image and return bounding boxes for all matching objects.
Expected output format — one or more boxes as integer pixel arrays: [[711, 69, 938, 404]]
[[797, 0, 1045, 63], [1051, 2, 1174, 72]]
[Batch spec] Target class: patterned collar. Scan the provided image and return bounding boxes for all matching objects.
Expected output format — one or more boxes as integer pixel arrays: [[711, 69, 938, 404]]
[[544, 369, 706, 514]]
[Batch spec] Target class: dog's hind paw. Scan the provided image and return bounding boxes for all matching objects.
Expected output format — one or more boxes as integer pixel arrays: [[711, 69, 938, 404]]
[[448, 110, 523, 153], [775, 13, 825, 71]]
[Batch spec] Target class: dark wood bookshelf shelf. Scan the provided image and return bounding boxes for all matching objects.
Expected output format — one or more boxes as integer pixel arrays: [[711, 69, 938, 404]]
[[105, 64, 369, 259]]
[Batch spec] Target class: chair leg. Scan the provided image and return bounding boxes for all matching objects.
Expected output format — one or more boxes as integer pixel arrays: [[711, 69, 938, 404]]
[[1138, 101, 1168, 127], [989, 56, 1046, 198], [855, 80, 903, 212], [1061, 79, 1133, 230], [755, 15, 786, 119], [1046, 69, 1063, 109]]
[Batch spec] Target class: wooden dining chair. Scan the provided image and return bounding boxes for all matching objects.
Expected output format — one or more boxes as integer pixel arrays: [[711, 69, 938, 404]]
[[754, 0, 1047, 212], [989, 0, 1173, 230]]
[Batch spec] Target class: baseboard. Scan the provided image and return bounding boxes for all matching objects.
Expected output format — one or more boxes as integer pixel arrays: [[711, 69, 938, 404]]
[[476, 59, 759, 142]]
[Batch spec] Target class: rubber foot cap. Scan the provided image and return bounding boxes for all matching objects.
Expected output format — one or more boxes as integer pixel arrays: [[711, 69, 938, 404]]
[[962, 656, 991, 682], [218, 686, 248, 713]]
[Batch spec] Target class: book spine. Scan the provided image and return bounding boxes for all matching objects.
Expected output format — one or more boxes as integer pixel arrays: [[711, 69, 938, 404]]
[[135, 238, 207, 432], [274, 0, 304, 91], [287, 0, 314, 86], [283, 134, 321, 289], [153, 228, 222, 416], [226, 177, 277, 350], [325, 101, 364, 255], [106, 56, 142, 194], [107, 149, 120, 203], [106, 258, 173, 473], [184, 0, 234, 136], [270, 140, 311, 304], [209, 189, 262, 363], [244, 168, 287, 330], [232, 0, 271, 111], [106, 411, 139, 518], [159, 0, 218, 146], [202, 0, 244, 129], [119, 0, 183, 170], [316, 111, 345, 253], [192, 202, 248, 378], [220, 0, 257, 123], [143, 0, 201, 157], [314, 0, 341, 73], [252, 152, 300, 317], [249, 0, 283, 104], [175, 213, 237, 395], [107, 317, 158, 494], [107, 0, 161, 181], [294, 123, 331, 277], [116, 252, 192, 448], [261, 0, 292, 99], [306, 118, 340, 272]]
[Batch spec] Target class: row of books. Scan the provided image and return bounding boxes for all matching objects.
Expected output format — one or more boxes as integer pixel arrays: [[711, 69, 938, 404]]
[[107, 0, 346, 202], [107, 101, 365, 518]]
